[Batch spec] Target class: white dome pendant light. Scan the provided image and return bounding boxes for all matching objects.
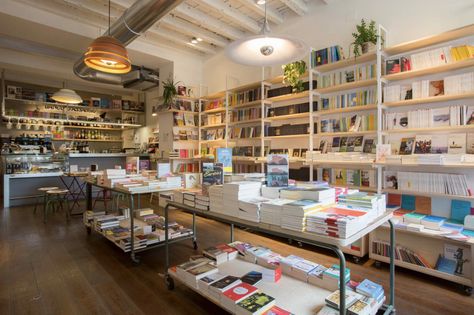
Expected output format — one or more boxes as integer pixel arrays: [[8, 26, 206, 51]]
[[225, 1, 308, 66], [52, 82, 83, 104]]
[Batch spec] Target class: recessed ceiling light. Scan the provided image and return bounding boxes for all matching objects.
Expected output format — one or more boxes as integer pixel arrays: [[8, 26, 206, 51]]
[[191, 37, 198, 44], [256, 0, 266, 5], [196, 37, 203, 42]]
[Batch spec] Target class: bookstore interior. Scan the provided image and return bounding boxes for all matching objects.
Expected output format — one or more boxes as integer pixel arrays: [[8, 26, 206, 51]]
[[1, 0, 474, 314]]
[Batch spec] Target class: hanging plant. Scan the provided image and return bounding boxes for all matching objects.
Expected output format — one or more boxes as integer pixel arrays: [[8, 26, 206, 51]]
[[350, 19, 379, 57], [282, 60, 307, 93], [162, 78, 180, 107]]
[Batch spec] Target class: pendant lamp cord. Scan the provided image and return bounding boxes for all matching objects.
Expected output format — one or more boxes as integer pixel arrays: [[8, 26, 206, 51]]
[[108, 0, 111, 36]]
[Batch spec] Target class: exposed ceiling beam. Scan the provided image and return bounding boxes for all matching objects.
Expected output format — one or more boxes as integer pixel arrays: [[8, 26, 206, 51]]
[[197, 0, 261, 33], [63, 0, 122, 18], [109, 0, 134, 8], [234, 0, 284, 24], [160, 15, 230, 47], [173, 4, 245, 40], [149, 26, 217, 54], [279, 0, 308, 16]]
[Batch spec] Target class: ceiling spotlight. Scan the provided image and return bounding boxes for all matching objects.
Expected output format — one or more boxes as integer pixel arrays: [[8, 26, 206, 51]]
[[196, 37, 203, 42], [152, 106, 157, 116], [256, 0, 266, 4], [191, 37, 199, 44]]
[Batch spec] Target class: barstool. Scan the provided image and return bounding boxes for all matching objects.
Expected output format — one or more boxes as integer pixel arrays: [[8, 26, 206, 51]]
[[34, 186, 59, 214], [44, 189, 70, 223]]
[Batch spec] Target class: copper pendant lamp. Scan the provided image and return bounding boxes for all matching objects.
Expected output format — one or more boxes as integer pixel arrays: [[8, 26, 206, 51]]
[[83, 0, 131, 74]]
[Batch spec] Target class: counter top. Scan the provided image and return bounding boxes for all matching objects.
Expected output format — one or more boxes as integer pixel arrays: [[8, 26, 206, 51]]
[[4, 172, 64, 178], [68, 153, 149, 158]]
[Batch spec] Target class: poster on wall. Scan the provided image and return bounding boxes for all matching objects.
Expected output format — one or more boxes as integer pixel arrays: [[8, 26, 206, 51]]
[[267, 154, 289, 187], [216, 147, 233, 173]]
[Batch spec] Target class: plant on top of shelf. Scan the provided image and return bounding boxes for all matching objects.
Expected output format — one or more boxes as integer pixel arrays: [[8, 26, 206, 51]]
[[162, 78, 181, 108], [282, 60, 307, 93], [351, 19, 379, 57]]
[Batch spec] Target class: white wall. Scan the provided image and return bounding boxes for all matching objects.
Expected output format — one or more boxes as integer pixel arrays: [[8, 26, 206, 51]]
[[202, 0, 474, 94]]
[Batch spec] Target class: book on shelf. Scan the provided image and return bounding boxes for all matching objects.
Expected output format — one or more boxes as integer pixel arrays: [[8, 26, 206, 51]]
[[202, 99, 225, 112], [217, 148, 233, 173], [318, 64, 376, 88], [372, 239, 432, 269], [229, 86, 266, 106], [450, 45, 474, 61], [232, 107, 261, 122], [320, 113, 376, 133], [311, 45, 344, 67], [267, 102, 316, 118]]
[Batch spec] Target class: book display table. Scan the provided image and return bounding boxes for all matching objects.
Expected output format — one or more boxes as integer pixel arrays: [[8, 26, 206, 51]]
[[84, 180, 197, 264], [164, 201, 396, 315]]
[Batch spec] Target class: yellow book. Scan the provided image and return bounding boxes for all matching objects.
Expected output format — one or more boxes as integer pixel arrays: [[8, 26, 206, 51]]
[[450, 47, 460, 61], [368, 114, 375, 130], [468, 46, 474, 58]]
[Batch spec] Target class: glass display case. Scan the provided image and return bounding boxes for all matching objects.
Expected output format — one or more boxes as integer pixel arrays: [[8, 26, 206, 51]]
[[1, 153, 67, 175]]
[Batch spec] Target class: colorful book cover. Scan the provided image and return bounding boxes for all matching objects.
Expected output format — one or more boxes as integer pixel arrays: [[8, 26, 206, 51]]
[[223, 282, 258, 302], [399, 137, 415, 155], [414, 135, 432, 154], [241, 271, 262, 285], [216, 147, 233, 173], [202, 163, 224, 195], [362, 138, 375, 154], [334, 169, 347, 186], [267, 154, 289, 187], [356, 279, 383, 298], [435, 255, 456, 274], [237, 292, 275, 314], [262, 306, 294, 315], [210, 275, 241, 291]]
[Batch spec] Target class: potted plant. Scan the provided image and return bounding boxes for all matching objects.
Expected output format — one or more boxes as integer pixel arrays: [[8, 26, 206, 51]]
[[282, 60, 307, 93], [162, 78, 180, 108], [351, 19, 379, 57]]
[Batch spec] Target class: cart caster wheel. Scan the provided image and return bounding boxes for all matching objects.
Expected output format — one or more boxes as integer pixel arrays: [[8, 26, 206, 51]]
[[463, 286, 472, 296], [374, 260, 382, 268], [166, 275, 175, 290], [132, 256, 140, 266], [297, 241, 303, 248], [193, 241, 198, 250], [352, 256, 361, 264], [86, 227, 92, 235], [288, 239, 293, 245]]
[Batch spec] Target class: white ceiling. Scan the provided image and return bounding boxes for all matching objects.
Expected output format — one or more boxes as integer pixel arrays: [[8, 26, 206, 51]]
[[4, 0, 315, 57]]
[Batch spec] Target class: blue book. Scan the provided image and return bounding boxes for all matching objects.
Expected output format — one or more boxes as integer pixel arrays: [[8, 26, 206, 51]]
[[462, 229, 474, 237], [450, 200, 471, 222], [356, 279, 384, 298], [435, 255, 456, 275], [421, 215, 446, 229], [401, 195, 416, 210], [440, 222, 464, 233]]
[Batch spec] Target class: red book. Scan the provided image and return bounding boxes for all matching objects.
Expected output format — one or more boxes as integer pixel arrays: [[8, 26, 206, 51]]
[[222, 282, 258, 303], [262, 306, 293, 315], [216, 244, 238, 259]]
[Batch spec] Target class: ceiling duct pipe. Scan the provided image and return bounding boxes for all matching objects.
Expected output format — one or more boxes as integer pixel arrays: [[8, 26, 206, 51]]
[[73, 0, 183, 85]]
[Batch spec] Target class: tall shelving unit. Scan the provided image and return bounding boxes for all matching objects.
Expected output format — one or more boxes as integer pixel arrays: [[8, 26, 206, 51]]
[[369, 23, 474, 292]]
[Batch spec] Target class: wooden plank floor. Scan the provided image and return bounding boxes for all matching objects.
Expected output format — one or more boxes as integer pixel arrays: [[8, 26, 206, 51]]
[[1, 199, 473, 315]]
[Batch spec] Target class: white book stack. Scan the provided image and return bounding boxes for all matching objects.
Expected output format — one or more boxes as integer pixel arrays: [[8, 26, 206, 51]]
[[416, 154, 443, 165], [280, 186, 336, 203], [223, 181, 262, 217], [410, 46, 451, 70], [383, 85, 402, 102], [195, 194, 210, 211], [261, 185, 281, 199], [183, 192, 196, 208], [394, 171, 470, 196], [280, 255, 305, 275], [281, 200, 326, 232], [238, 196, 271, 222], [209, 185, 224, 214], [444, 71, 474, 95], [260, 199, 294, 226], [290, 259, 320, 282], [173, 190, 185, 204], [306, 207, 371, 238]]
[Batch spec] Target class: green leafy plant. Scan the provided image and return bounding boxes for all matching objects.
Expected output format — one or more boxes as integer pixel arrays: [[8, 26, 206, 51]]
[[351, 19, 378, 57], [162, 78, 180, 106], [282, 60, 307, 93]]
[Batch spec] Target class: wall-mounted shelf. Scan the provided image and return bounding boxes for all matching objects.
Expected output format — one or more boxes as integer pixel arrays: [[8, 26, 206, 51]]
[[317, 130, 377, 137], [200, 123, 227, 129], [229, 99, 271, 109], [200, 107, 226, 115], [382, 125, 474, 134], [382, 58, 474, 82], [314, 52, 377, 73], [263, 134, 308, 140], [315, 104, 377, 116], [315, 78, 377, 94], [382, 92, 474, 108], [266, 90, 311, 102], [2, 115, 141, 129], [51, 138, 122, 142], [264, 112, 310, 121], [382, 188, 474, 201], [228, 119, 263, 126]]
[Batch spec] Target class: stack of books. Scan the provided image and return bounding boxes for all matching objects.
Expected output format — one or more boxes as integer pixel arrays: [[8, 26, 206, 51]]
[[261, 186, 281, 199], [260, 199, 294, 226], [280, 186, 335, 203], [223, 181, 263, 217], [306, 207, 371, 238], [195, 193, 210, 211], [203, 244, 239, 265], [209, 185, 224, 213], [337, 193, 386, 217], [118, 236, 147, 252], [83, 210, 106, 226], [356, 279, 386, 308], [238, 196, 271, 222], [176, 257, 216, 288], [281, 200, 326, 232], [183, 191, 196, 207], [319, 264, 351, 291], [321, 290, 366, 314], [94, 214, 124, 231]]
